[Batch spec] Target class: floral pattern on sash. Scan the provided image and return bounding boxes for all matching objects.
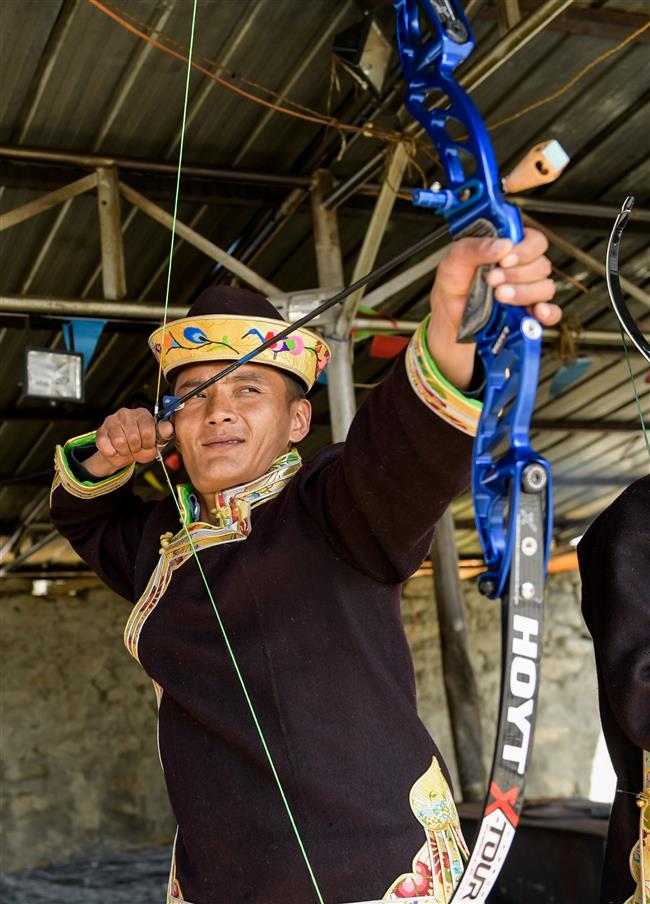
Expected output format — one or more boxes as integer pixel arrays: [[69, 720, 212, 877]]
[[383, 757, 469, 902], [626, 749, 650, 904]]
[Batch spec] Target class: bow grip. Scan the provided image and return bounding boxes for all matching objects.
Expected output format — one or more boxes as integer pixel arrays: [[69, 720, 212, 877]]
[[455, 218, 500, 342]]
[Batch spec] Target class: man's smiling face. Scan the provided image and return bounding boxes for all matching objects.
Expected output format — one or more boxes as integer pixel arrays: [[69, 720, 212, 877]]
[[171, 362, 311, 500]]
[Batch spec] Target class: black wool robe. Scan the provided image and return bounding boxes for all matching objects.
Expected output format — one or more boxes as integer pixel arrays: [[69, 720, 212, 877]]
[[51, 351, 476, 904], [578, 475, 650, 904]]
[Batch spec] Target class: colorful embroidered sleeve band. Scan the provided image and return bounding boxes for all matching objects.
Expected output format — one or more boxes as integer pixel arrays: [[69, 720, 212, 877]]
[[52, 432, 135, 500], [405, 318, 482, 438]]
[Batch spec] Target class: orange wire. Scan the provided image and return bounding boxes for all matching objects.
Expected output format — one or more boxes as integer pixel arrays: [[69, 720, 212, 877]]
[[551, 264, 600, 302], [101, 0, 348, 122], [85, 0, 403, 145], [487, 19, 650, 133]]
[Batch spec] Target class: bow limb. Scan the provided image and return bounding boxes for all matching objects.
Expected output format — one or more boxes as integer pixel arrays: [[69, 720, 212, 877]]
[[606, 197, 650, 365], [605, 196, 650, 461]]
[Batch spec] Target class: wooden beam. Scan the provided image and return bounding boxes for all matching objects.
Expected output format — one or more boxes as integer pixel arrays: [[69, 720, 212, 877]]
[[0, 173, 97, 232], [118, 180, 280, 297], [479, 1, 650, 43], [496, 0, 521, 35], [337, 142, 409, 335]]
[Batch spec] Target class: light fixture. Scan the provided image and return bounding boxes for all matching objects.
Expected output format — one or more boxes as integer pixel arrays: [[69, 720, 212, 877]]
[[333, 14, 393, 97], [24, 347, 84, 403]]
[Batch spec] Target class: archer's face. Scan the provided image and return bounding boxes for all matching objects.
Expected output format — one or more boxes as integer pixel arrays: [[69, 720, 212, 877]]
[[172, 362, 311, 499]]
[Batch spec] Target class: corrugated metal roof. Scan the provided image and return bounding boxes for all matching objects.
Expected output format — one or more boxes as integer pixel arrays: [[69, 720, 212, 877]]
[[0, 0, 648, 572]]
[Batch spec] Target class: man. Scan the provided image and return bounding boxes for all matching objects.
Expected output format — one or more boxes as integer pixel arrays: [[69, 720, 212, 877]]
[[578, 477, 650, 904], [51, 231, 558, 904]]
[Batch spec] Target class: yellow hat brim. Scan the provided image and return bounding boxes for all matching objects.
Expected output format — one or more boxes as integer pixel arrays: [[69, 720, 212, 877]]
[[149, 314, 330, 391]]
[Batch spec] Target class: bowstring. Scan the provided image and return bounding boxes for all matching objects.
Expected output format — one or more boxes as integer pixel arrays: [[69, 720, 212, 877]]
[[152, 3, 325, 900], [606, 200, 650, 462], [152, 0, 197, 414], [156, 464, 325, 901]]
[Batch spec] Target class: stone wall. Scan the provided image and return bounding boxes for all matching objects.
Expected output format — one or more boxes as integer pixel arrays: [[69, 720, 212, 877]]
[[1, 571, 602, 871], [403, 570, 603, 799], [0, 579, 175, 871]]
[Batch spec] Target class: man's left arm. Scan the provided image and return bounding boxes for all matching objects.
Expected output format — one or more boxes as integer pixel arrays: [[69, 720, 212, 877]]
[[303, 228, 560, 583]]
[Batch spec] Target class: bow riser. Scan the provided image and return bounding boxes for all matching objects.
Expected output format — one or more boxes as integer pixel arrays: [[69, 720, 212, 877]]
[[474, 314, 552, 598], [394, 0, 552, 597], [395, 0, 522, 241]]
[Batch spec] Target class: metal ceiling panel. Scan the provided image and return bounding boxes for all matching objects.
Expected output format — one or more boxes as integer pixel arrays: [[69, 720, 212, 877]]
[[1, 0, 648, 572]]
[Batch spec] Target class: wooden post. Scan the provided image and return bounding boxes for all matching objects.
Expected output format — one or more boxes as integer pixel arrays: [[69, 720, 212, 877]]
[[0, 173, 97, 232], [431, 508, 486, 800], [96, 167, 127, 300]]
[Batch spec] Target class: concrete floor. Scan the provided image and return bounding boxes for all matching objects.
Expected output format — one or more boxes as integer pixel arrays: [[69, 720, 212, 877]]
[[0, 846, 169, 903]]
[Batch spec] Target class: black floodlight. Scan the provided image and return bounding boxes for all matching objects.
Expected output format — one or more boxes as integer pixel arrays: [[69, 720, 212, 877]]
[[24, 347, 84, 403], [334, 15, 393, 97]]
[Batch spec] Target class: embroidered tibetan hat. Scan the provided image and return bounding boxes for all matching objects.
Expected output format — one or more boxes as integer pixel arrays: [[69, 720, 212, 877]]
[[148, 285, 331, 391]]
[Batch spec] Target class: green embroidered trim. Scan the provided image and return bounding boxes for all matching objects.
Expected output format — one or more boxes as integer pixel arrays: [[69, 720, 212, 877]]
[[53, 431, 135, 499], [419, 315, 482, 412], [406, 319, 483, 437], [175, 448, 303, 527], [177, 484, 194, 527], [57, 432, 106, 487]]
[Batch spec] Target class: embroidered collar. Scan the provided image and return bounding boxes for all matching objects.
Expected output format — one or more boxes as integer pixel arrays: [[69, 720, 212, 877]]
[[175, 448, 302, 528]]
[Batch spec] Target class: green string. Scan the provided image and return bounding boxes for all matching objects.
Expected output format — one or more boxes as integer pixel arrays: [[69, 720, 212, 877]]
[[156, 462, 325, 903], [152, 4, 324, 899], [154, 0, 198, 412], [619, 326, 650, 459]]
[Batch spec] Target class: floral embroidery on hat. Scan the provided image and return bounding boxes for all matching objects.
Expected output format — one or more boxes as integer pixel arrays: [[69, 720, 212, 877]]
[[149, 315, 330, 391]]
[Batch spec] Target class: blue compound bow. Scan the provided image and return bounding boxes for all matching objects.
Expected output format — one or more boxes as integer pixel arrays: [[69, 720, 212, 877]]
[[394, 0, 552, 898]]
